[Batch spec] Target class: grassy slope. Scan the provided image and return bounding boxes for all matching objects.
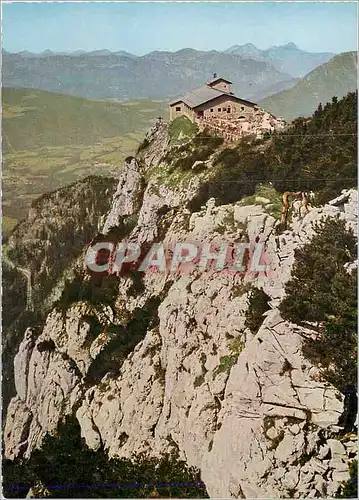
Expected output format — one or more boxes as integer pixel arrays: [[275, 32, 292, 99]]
[[259, 52, 357, 120], [2, 87, 168, 151], [2, 88, 168, 230]]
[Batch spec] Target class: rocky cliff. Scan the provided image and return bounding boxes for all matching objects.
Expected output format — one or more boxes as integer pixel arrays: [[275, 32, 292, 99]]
[[2, 175, 116, 411], [3, 123, 357, 498]]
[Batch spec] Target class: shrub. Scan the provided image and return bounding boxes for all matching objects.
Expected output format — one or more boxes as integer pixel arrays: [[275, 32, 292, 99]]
[[336, 458, 358, 498], [214, 355, 237, 377], [270, 93, 357, 202], [240, 184, 283, 220], [85, 295, 162, 383], [165, 130, 223, 172], [2, 416, 208, 498], [168, 116, 198, 144], [188, 137, 270, 210], [136, 137, 150, 154], [280, 217, 356, 324], [227, 336, 244, 356], [245, 287, 271, 335], [56, 271, 120, 311]]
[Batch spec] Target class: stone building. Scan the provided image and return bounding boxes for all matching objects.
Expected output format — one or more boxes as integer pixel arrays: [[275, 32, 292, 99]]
[[169, 76, 257, 122]]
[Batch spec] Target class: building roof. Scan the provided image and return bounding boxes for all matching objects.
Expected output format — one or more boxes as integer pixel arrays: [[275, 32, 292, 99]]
[[169, 85, 224, 108], [207, 77, 233, 86], [169, 84, 257, 109]]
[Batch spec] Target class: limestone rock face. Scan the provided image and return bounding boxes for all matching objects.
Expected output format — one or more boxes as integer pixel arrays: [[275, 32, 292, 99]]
[[102, 157, 144, 233], [4, 146, 357, 500], [2, 176, 116, 411], [4, 303, 112, 459], [139, 121, 171, 169], [201, 309, 345, 498]]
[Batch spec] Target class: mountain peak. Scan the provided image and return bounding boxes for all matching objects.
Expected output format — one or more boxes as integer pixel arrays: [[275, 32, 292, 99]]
[[88, 49, 112, 56], [242, 43, 259, 49], [175, 48, 197, 55], [40, 50, 55, 56], [283, 42, 299, 50]]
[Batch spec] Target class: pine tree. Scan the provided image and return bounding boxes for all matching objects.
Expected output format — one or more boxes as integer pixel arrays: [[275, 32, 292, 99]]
[[280, 216, 357, 390]]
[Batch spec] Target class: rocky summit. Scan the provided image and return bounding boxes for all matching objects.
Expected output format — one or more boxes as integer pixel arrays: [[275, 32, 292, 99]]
[[3, 115, 358, 498]]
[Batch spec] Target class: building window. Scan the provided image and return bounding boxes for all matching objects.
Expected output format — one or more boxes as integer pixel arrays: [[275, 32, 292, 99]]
[[227, 107, 231, 113], [175, 106, 181, 112], [241, 106, 245, 111], [218, 108, 221, 112], [210, 108, 213, 112]]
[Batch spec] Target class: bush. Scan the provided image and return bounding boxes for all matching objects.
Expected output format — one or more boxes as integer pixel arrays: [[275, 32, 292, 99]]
[[168, 116, 198, 144], [188, 137, 271, 211], [214, 355, 238, 377], [336, 459, 357, 498], [227, 336, 245, 356], [245, 287, 271, 335], [56, 271, 120, 311], [279, 216, 357, 390], [2, 416, 208, 498], [85, 295, 162, 383], [270, 92, 357, 201], [136, 137, 150, 154], [280, 217, 356, 324], [165, 130, 223, 172], [240, 184, 283, 219]]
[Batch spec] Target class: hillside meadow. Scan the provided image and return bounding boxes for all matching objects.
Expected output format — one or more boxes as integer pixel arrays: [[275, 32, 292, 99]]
[[2, 88, 168, 233]]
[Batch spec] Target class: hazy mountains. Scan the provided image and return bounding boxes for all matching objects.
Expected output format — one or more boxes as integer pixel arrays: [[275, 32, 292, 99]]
[[224, 42, 335, 77], [3, 49, 138, 59], [4, 42, 335, 78], [3, 44, 355, 118], [259, 51, 358, 120], [2, 47, 304, 102]]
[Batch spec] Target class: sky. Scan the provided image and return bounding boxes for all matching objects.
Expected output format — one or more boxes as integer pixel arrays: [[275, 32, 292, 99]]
[[2, 1, 358, 55]]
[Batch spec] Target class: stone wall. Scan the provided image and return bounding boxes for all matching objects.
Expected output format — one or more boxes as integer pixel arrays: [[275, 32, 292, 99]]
[[197, 107, 286, 142]]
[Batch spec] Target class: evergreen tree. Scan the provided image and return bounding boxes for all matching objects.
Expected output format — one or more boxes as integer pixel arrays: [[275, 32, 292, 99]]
[[280, 216, 357, 391]]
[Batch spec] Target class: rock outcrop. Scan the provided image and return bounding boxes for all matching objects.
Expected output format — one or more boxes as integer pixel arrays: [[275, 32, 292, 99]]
[[4, 122, 357, 498], [2, 175, 116, 412], [102, 157, 144, 234]]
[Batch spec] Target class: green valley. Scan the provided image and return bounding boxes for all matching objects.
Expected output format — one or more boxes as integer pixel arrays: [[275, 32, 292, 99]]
[[2, 88, 168, 233]]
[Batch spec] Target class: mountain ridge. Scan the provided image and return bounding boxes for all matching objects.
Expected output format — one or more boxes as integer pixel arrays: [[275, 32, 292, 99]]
[[2, 48, 295, 101], [259, 51, 358, 119], [224, 42, 336, 77], [3, 44, 344, 102]]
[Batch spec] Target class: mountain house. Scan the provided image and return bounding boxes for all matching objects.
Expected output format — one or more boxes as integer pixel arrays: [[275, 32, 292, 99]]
[[169, 75, 257, 122]]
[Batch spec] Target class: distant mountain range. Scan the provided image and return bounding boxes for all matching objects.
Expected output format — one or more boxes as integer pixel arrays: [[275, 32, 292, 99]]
[[259, 51, 358, 120], [2, 44, 356, 117], [224, 42, 335, 77], [2, 47, 298, 102], [3, 49, 138, 59], [2, 43, 335, 102]]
